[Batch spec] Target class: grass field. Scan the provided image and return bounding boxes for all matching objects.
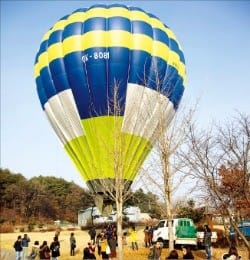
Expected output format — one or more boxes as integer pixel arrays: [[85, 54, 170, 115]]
[[0, 228, 248, 259]]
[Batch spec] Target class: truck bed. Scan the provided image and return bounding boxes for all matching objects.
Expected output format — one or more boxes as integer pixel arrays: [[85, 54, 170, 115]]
[[197, 231, 218, 244], [175, 237, 197, 246]]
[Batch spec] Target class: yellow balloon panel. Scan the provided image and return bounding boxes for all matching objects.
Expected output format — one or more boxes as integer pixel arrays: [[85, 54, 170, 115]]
[[64, 116, 152, 186]]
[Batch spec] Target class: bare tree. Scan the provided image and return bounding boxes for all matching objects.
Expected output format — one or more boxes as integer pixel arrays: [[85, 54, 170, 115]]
[[92, 65, 194, 256], [179, 112, 250, 257], [90, 81, 153, 260], [138, 101, 197, 251]]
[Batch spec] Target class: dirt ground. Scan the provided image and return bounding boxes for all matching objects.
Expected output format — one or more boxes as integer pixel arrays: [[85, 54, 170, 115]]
[[0, 228, 248, 260]]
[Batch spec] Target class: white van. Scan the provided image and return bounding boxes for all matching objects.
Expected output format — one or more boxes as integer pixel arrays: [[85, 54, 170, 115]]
[[152, 218, 197, 247]]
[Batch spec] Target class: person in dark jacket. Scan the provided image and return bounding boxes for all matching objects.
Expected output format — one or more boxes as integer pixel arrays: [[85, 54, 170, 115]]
[[50, 236, 60, 260], [88, 226, 96, 245], [83, 242, 96, 259], [203, 224, 212, 259], [108, 234, 117, 260], [13, 235, 22, 260]]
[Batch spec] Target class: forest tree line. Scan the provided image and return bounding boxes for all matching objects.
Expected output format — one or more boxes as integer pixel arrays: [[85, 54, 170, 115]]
[[0, 168, 162, 225], [0, 168, 206, 227]]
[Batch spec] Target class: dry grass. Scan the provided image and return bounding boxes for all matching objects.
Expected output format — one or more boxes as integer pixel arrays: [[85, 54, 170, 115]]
[[0, 228, 248, 259]]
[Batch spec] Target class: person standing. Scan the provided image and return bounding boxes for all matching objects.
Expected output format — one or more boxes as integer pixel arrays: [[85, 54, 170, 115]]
[[29, 241, 39, 260], [13, 235, 22, 260], [88, 226, 96, 245], [100, 234, 109, 260], [21, 233, 30, 259], [55, 227, 61, 238], [108, 234, 117, 260], [143, 226, 150, 248], [70, 232, 76, 256], [203, 224, 212, 260], [50, 236, 60, 260], [148, 226, 154, 246], [147, 241, 162, 260], [96, 232, 103, 256], [129, 226, 138, 250], [39, 241, 51, 260]]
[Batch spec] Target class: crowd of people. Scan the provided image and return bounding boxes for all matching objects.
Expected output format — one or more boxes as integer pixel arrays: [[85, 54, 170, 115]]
[[83, 224, 118, 260], [12, 224, 118, 260], [13, 231, 62, 260], [143, 226, 154, 248], [12, 224, 242, 260]]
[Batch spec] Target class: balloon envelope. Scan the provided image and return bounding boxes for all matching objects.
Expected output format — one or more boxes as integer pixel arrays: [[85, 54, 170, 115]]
[[34, 4, 186, 196]]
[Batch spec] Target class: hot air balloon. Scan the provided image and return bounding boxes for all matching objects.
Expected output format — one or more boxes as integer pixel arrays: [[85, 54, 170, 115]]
[[34, 4, 186, 212]]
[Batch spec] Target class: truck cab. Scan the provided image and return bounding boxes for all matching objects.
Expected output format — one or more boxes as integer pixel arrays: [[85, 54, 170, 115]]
[[152, 218, 197, 247]]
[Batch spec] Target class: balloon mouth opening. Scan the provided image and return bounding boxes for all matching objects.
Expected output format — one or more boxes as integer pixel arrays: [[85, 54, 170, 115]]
[[86, 179, 133, 215], [86, 179, 132, 194]]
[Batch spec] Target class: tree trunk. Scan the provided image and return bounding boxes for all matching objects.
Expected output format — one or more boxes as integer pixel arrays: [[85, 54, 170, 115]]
[[163, 153, 174, 251], [116, 195, 123, 260], [168, 216, 174, 251], [166, 187, 174, 251]]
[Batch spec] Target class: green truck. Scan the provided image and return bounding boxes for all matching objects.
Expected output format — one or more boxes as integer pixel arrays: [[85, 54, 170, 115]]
[[152, 218, 197, 247], [152, 218, 218, 248]]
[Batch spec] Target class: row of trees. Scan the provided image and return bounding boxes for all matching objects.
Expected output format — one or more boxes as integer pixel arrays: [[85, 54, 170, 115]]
[[0, 168, 91, 224], [143, 107, 250, 256], [0, 168, 206, 226], [179, 112, 250, 254], [0, 168, 170, 225]]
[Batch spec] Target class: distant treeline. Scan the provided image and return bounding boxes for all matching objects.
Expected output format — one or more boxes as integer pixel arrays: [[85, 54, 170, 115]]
[[0, 168, 162, 225]]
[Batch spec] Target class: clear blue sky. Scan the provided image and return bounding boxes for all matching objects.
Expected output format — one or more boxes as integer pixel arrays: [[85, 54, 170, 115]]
[[1, 1, 250, 190]]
